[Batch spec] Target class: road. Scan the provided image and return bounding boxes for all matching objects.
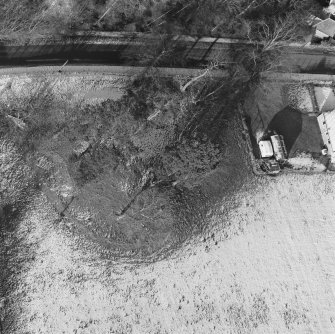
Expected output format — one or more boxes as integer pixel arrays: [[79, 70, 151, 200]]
[[1, 33, 335, 73]]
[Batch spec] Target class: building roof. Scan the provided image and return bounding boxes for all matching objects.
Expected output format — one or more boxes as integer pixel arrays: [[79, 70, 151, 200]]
[[314, 86, 335, 113], [317, 110, 335, 161], [315, 18, 335, 37], [308, 15, 322, 26], [324, 3, 335, 15], [330, 5, 335, 14], [259, 140, 273, 158]]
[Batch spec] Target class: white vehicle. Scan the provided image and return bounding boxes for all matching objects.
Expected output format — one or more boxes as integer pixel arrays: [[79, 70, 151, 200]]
[[258, 133, 287, 175], [270, 134, 287, 161], [259, 134, 287, 160], [259, 140, 274, 158]]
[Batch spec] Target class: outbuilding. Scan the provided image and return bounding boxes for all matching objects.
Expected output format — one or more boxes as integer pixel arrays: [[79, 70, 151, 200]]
[[314, 18, 335, 39]]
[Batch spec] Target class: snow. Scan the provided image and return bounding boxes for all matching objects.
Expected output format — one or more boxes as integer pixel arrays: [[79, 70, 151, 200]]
[[287, 84, 314, 114], [6, 173, 335, 333], [0, 71, 127, 107], [287, 153, 326, 172]]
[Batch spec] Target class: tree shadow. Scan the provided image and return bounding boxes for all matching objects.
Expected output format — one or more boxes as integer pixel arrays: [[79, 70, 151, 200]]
[[0, 41, 9, 66], [244, 114, 260, 158], [0, 33, 143, 66], [266, 106, 303, 156], [304, 56, 335, 75]]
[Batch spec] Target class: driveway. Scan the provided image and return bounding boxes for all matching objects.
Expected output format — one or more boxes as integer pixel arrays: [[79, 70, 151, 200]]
[[244, 80, 323, 158]]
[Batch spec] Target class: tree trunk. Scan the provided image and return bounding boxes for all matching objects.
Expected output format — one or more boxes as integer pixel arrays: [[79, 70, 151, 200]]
[[115, 176, 175, 217], [181, 69, 209, 92], [115, 182, 151, 217]]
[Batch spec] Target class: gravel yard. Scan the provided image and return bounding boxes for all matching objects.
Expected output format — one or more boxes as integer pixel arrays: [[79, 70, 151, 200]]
[[244, 80, 323, 159]]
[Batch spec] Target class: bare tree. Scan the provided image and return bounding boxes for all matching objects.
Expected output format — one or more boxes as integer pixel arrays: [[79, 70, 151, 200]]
[[180, 59, 230, 93], [255, 15, 302, 51], [180, 68, 212, 93]]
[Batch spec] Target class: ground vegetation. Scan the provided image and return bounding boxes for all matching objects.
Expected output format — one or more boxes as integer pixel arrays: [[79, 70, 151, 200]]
[[64, 71, 234, 253], [0, 69, 241, 255]]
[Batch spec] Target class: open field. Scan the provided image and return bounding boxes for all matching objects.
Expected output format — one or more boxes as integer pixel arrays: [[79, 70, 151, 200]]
[[3, 168, 335, 333]]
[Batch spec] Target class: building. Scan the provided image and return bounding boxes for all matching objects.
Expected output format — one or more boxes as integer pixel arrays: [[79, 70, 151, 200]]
[[317, 110, 335, 161], [314, 18, 335, 39], [325, 0, 335, 16], [307, 14, 323, 27], [314, 86, 335, 113]]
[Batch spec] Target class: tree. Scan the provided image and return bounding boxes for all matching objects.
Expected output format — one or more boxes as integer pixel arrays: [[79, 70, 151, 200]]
[[75, 72, 228, 217], [180, 68, 212, 93], [250, 14, 304, 51], [159, 136, 223, 188], [0, 140, 35, 211], [0, 0, 69, 40]]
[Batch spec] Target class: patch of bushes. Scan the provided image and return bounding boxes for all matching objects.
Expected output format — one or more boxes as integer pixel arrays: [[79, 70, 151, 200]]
[[0, 139, 36, 217], [0, 94, 66, 155]]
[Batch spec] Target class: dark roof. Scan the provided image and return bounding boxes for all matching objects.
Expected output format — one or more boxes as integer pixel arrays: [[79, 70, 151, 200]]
[[315, 18, 335, 37]]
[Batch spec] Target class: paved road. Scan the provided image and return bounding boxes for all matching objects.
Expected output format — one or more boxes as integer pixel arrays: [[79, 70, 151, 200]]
[[1, 34, 335, 73]]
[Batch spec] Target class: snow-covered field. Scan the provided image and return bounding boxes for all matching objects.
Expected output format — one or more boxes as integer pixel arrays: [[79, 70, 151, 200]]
[[5, 173, 335, 334], [0, 68, 128, 106]]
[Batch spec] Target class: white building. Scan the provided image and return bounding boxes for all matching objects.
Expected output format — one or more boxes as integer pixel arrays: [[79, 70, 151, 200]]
[[317, 110, 335, 161], [325, 0, 335, 16], [314, 18, 335, 39], [307, 14, 322, 27]]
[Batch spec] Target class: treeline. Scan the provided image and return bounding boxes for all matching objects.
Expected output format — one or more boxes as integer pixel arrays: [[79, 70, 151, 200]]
[[0, 0, 324, 41]]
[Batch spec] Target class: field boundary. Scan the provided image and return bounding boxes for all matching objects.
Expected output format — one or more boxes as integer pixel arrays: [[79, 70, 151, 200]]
[[262, 72, 335, 83], [2, 31, 335, 51], [238, 104, 265, 176], [2, 67, 335, 83], [0, 66, 229, 78]]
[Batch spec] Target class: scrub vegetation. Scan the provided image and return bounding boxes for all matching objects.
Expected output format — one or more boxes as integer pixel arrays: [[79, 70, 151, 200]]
[[0, 69, 244, 255]]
